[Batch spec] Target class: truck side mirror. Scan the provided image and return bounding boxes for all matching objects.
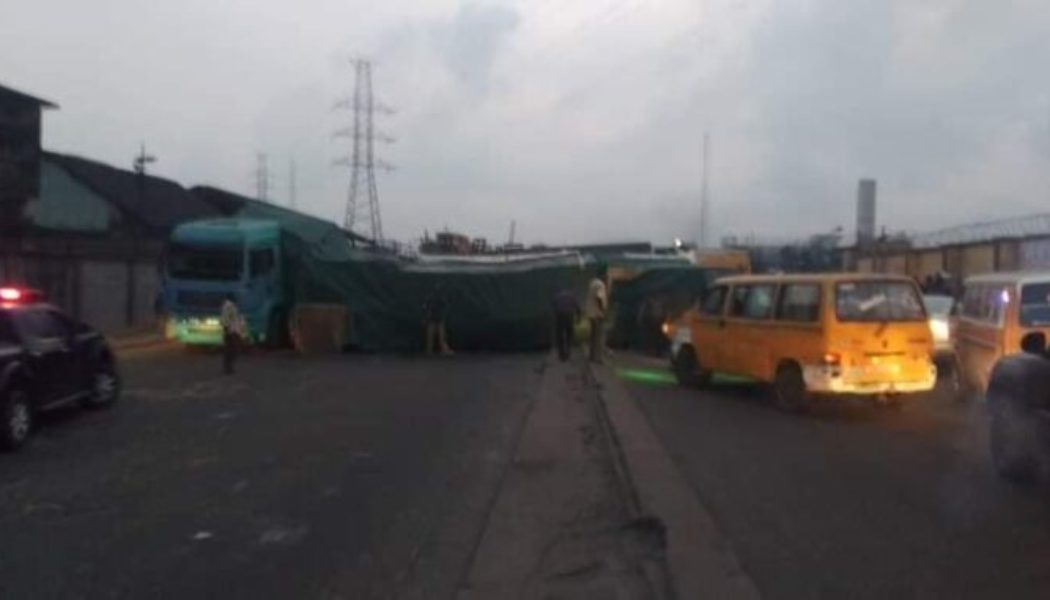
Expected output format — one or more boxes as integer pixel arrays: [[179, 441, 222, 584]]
[[1020, 331, 1047, 356]]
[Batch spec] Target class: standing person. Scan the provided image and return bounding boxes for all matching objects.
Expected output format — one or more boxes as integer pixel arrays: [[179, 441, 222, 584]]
[[584, 269, 608, 364], [220, 293, 244, 375], [552, 287, 581, 361], [423, 284, 453, 355]]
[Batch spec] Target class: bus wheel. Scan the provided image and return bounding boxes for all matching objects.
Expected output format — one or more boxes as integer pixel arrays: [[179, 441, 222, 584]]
[[990, 402, 1039, 484], [774, 364, 809, 413], [674, 346, 711, 388]]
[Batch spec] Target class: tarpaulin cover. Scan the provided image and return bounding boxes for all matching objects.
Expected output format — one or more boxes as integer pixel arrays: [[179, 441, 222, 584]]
[[215, 204, 719, 352], [608, 266, 730, 351], [282, 233, 593, 351]]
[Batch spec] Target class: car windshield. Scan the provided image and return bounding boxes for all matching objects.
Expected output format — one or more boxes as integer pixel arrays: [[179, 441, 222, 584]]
[[923, 295, 954, 318], [1020, 282, 1050, 327], [836, 281, 925, 322], [167, 244, 243, 281]]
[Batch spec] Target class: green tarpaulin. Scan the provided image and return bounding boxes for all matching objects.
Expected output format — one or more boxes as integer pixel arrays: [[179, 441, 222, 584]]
[[205, 195, 722, 352], [608, 266, 730, 352], [285, 238, 593, 352]]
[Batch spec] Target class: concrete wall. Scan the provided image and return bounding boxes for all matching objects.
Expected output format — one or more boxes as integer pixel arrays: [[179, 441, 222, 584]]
[[1020, 238, 1050, 269], [961, 243, 995, 278], [80, 260, 128, 333], [914, 250, 943, 280], [0, 249, 160, 334], [882, 254, 907, 275], [996, 240, 1020, 271]]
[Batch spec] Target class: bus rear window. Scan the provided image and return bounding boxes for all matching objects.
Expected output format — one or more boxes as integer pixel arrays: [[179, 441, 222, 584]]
[[1020, 282, 1050, 327], [835, 281, 925, 322]]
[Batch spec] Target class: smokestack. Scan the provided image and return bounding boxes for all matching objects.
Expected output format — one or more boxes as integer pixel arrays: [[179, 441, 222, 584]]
[[856, 179, 877, 248]]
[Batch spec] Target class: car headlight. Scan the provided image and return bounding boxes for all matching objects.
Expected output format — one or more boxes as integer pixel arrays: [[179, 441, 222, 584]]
[[929, 318, 949, 343]]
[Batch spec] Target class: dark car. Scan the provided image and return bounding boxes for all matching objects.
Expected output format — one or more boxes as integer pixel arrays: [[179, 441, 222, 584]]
[[987, 332, 1050, 482], [0, 287, 120, 451]]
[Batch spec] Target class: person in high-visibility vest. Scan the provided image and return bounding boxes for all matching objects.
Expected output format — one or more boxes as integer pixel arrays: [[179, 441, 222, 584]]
[[220, 294, 245, 374]]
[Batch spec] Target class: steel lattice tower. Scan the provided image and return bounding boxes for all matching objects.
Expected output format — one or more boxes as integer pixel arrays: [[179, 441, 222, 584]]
[[343, 60, 384, 241]]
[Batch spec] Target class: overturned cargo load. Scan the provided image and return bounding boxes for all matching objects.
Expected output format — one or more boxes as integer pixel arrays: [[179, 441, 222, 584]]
[[286, 238, 591, 352], [171, 188, 720, 352]]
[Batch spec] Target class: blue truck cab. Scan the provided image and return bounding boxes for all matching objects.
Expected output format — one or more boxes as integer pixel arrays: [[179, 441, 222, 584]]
[[163, 218, 286, 346]]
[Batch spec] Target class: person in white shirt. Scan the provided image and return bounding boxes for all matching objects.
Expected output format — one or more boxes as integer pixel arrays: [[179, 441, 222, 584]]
[[219, 294, 244, 374], [583, 270, 608, 364]]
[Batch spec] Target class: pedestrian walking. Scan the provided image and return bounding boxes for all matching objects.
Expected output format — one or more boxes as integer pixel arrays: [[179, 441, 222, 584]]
[[423, 284, 453, 355], [220, 293, 245, 375], [584, 269, 608, 364], [552, 288, 581, 361]]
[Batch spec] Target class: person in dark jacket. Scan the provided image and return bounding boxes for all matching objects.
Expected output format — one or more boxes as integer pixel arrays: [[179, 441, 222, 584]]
[[552, 288, 581, 361], [423, 284, 453, 355], [987, 332, 1050, 482]]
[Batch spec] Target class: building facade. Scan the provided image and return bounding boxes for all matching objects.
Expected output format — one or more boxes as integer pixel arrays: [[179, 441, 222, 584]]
[[0, 83, 57, 234]]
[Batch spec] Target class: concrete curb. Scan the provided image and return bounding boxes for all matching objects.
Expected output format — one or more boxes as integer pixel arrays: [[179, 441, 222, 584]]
[[587, 362, 761, 599]]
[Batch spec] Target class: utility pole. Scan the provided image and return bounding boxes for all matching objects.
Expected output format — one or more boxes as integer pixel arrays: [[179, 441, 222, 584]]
[[131, 142, 155, 328], [699, 131, 710, 249], [334, 58, 394, 242], [508, 220, 516, 245], [255, 153, 270, 202], [288, 159, 297, 209]]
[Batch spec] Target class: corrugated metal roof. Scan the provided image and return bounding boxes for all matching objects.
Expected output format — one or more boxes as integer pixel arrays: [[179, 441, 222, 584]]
[[0, 82, 58, 109], [44, 152, 218, 234]]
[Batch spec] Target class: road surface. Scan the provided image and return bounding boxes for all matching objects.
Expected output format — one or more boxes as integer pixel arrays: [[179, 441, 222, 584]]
[[0, 347, 541, 598], [615, 354, 1050, 599]]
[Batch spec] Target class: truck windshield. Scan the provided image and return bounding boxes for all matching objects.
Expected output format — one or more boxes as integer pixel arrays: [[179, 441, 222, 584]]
[[167, 244, 243, 281], [836, 281, 925, 322], [1020, 282, 1050, 326]]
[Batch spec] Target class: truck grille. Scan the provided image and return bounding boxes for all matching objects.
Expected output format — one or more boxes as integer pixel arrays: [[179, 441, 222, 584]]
[[176, 290, 226, 310]]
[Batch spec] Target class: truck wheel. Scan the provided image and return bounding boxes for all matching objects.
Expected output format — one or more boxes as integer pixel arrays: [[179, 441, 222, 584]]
[[1, 388, 33, 451], [774, 364, 810, 413], [990, 403, 1039, 484], [673, 346, 711, 388]]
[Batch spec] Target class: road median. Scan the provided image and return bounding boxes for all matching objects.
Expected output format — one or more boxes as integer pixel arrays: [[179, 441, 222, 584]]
[[589, 359, 761, 599], [458, 356, 661, 598]]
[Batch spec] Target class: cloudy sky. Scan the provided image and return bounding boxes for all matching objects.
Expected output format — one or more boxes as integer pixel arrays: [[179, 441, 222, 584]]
[[2, 0, 1049, 246]]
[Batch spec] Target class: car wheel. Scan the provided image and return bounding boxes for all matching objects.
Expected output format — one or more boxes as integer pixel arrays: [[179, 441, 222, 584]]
[[1, 388, 33, 451], [990, 403, 1039, 484], [673, 346, 711, 388], [83, 360, 120, 409], [774, 364, 810, 412]]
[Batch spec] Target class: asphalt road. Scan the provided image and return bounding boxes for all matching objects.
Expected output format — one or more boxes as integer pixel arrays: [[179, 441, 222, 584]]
[[0, 347, 541, 599], [616, 355, 1050, 599]]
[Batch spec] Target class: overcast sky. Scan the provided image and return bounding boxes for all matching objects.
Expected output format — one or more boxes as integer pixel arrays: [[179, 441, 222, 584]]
[[3, 0, 1049, 246]]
